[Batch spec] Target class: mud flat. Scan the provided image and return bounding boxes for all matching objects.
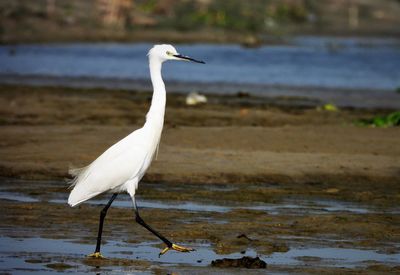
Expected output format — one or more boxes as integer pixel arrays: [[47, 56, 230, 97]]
[[0, 85, 399, 274]]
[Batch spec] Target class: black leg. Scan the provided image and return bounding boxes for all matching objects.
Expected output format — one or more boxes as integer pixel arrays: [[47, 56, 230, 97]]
[[93, 193, 118, 255], [133, 200, 172, 248], [133, 200, 194, 256]]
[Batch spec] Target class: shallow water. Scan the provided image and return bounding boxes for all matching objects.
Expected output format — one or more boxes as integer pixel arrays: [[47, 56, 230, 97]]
[[1, 37, 399, 91], [266, 246, 400, 267], [2, 190, 398, 216], [1, 235, 399, 274], [3, 183, 400, 218], [0, 236, 224, 266], [1, 179, 400, 273], [0, 192, 40, 203]]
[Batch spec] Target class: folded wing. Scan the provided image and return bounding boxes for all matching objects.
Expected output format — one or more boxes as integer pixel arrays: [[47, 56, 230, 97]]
[[68, 129, 148, 206]]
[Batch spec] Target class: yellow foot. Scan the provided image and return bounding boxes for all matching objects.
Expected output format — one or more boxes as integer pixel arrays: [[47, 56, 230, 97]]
[[87, 252, 105, 259], [159, 243, 195, 257]]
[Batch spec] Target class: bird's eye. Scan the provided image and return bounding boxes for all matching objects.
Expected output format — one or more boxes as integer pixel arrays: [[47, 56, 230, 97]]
[[166, 51, 172, 56]]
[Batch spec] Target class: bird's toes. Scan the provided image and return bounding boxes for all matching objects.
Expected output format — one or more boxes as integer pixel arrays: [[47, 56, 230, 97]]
[[87, 252, 105, 259], [172, 243, 195, 253], [159, 243, 195, 257]]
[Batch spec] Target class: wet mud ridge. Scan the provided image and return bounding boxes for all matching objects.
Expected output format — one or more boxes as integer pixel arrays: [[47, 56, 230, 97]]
[[212, 256, 267, 269]]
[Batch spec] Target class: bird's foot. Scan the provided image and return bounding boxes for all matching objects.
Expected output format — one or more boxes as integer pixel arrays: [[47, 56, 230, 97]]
[[87, 252, 105, 259], [159, 243, 195, 257]]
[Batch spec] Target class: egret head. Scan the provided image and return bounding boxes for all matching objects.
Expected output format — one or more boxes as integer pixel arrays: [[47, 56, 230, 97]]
[[148, 44, 205, 64]]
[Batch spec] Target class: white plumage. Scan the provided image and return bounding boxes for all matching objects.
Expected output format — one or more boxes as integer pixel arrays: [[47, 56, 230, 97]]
[[68, 128, 150, 206], [68, 44, 200, 207]]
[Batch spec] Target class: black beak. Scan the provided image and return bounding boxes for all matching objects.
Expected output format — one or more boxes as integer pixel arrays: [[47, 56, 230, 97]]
[[173, 54, 205, 64]]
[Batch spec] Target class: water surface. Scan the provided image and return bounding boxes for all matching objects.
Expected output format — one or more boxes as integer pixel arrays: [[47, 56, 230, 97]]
[[1, 37, 399, 91]]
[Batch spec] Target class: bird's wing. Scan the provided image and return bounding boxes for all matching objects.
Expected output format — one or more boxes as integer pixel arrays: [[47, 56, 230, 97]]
[[68, 129, 149, 206]]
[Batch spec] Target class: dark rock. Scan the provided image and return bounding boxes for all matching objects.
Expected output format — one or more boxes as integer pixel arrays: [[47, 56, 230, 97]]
[[211, 256, 267, 269]]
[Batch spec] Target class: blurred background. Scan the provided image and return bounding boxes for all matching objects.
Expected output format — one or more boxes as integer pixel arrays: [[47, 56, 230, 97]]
[[1, 0, 400, 43], [1, 0, 400, 108]]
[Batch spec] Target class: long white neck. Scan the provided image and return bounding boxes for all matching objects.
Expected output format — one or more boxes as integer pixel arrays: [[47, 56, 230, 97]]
[[146, 57, 166, 123]]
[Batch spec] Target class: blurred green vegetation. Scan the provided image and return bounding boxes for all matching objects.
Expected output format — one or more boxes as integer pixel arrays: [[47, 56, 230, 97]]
[[167, 1, 266, 32], [1, 0, 400, 43], [133, 0, 400, 37], [357, 111, 400, 127], [158, 0, 311, 32]]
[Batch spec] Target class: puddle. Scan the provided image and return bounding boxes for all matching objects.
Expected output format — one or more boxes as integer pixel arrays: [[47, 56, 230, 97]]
[[245, 199, 397, 215], [50, 198, 233, 213], [267, 247, 400, 268], [1, 177, 399, 216], [0, 192, 39, 203], [0, 236, 255, 273], [1, 236, 399, 273]]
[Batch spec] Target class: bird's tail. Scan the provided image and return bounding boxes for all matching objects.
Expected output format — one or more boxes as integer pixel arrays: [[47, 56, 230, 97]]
[[68, 165, 89, 188], [67, 165, 93, 207], [68, 187, 100, 207]]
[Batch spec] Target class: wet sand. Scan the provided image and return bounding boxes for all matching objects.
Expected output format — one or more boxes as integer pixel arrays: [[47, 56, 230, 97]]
[[0, 85, 399, 274]]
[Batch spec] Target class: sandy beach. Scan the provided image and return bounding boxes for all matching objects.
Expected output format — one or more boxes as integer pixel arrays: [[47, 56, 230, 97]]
[[1, 84, 399, 274]]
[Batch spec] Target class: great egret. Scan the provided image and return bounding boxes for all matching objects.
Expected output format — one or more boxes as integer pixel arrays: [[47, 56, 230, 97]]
[[68, 44, 205, 258]]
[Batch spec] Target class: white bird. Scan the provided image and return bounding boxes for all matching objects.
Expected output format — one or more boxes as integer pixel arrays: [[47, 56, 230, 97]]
[[68, 44, 205, 258]]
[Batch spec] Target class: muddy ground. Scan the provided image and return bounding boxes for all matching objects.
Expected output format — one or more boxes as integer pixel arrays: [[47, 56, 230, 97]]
[[0, 85, 399, 274]]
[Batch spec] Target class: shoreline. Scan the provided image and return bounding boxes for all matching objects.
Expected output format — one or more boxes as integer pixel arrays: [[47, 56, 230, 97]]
[[1, 76, 399, 110], [2, 29, 400, 46]]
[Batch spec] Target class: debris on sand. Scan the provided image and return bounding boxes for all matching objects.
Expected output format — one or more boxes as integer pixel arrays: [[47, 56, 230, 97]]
[[211, 256, 267, 269], [317, 103, 339, 112], [186, 92, 207, 106]]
